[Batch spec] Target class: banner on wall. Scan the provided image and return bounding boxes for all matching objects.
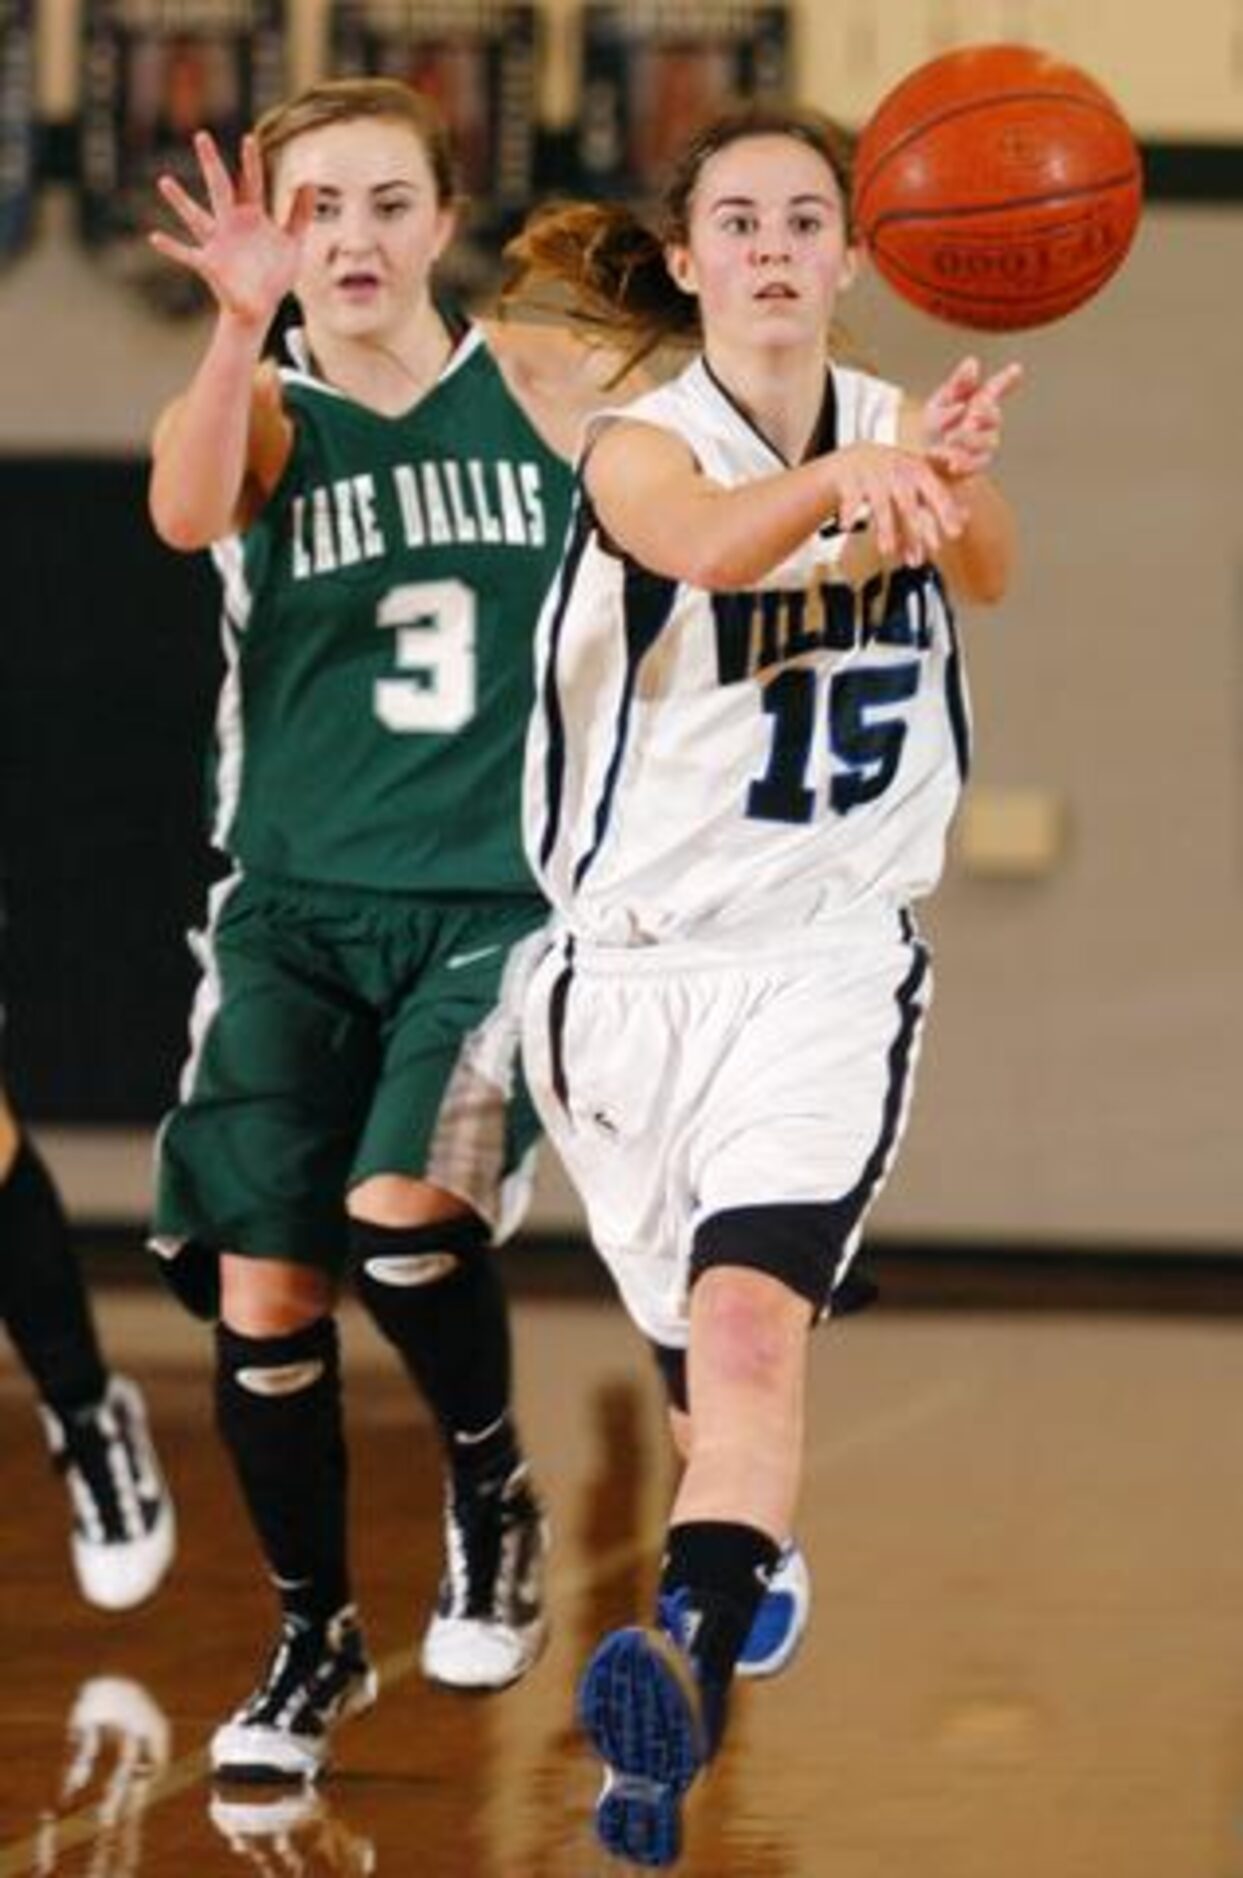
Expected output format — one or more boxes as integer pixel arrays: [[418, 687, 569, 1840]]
[[328, 2, 540, 221], [577, 0, 791, 199], [0, 0, 36, 261], [80, 0, 288, 306]]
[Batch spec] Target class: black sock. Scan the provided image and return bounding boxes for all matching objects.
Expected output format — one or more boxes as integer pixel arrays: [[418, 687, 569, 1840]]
[[660, 1520, 782, 1692], [215, 1317, 350, 1626], [352, 1218, 521, 1495], [0, 1138, 108, 1415]]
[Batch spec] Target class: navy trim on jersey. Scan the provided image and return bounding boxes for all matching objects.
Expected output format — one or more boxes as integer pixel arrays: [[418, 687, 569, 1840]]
[[806, 369, 840, 460], [941, 580, 972, 781], [570, 559, 679, 890], [536, 499, 595, 870], [702, 354, 852, 545], [701, 354, 839, 467], [547, 937, 576, 1111]]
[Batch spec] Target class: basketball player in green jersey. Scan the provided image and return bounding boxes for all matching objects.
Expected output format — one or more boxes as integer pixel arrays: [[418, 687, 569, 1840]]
[[146, 79, 640, 1785]]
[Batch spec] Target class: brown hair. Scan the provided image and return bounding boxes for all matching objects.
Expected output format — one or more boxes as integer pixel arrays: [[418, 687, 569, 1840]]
[[502, 102, 855, 365], [254, 77, 458, 208]]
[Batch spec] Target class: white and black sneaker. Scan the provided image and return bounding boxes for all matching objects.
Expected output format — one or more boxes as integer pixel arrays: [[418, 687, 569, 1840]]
[[40, 1374, 176, 1612], [211, 1606, 379, 1785], [420, 1463, 549, 1690]]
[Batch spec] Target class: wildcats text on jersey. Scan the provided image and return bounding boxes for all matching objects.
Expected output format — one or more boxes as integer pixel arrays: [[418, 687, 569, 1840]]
[[290, 456, 551, 580], [712, 564, 941, 683]]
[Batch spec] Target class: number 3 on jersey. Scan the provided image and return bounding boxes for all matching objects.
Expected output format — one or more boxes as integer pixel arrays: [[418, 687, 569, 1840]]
[[374, 579, 477, 733], [747, 661, 921, 823]]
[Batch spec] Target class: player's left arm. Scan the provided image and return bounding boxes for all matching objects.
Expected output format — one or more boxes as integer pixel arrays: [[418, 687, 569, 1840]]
[[479, 318, 653, 461], [900, 357, 1023, 605]]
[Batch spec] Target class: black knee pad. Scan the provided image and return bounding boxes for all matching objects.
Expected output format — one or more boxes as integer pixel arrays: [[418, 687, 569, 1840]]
[[349, 1216, 511, 1447], [350, 1215, 491, 1314], [216, 1316, 340, 1407], [150, 1235, 221, 1322]]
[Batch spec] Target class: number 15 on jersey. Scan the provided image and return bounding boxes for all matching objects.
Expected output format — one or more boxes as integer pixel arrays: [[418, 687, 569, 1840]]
[[746, 659, 922, 824]]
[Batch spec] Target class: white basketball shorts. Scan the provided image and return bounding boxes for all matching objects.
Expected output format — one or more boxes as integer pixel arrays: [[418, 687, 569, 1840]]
[[522, 906, 931, 1349]]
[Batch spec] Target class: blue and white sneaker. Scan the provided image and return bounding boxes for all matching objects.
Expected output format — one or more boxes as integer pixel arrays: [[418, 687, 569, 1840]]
[[579, 1600, 718, 1869], [736, 1541, 811, 1680]]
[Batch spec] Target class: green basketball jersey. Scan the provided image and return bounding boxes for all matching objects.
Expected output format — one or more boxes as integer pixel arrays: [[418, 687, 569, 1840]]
[[209, 327, 572, 895]]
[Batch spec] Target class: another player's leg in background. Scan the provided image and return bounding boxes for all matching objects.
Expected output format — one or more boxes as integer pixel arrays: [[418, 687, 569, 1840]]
[[210, 1255, 377, 1785], [581, 1265, 812, 1867], [350, 1177, 548, 1692], [0, 1093, 175, 1611]]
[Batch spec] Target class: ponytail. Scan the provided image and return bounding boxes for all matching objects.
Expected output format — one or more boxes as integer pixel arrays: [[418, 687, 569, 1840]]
[[501, 200, 700, 368]]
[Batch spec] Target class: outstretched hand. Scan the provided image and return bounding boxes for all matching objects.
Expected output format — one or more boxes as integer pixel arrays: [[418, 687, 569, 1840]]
[[148, 130, 314, 329], [831, 441, 967, 567], [921, 356, 1023, 478]]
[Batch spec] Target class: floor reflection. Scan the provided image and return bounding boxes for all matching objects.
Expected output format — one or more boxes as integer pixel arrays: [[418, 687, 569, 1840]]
[[9, 1298, 1243, 1874], [208, 1790, 376, 1877], [36, 1676, 170, 1876]]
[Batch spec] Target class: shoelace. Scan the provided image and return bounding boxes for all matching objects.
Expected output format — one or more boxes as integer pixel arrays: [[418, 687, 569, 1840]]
[[60, 1410, 147, 1544], [242, 1615, 367, 1729], [444, 1481, 542, 1618]]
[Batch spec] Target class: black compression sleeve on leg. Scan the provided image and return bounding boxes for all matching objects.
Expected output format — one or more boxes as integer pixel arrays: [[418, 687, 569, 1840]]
[[0, 1139, 108, 1414], [215, 1317, 350, 1624], [660, 1520, 782, 1692], [351, 1217, 519, 1489]]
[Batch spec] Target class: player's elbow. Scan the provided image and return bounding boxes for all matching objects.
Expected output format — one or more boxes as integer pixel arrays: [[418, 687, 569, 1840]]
[[958, 553, 1013, 606], [681, 540, 764, 590], [944, 506, 1018, 605], [148, 483, 220, 553]]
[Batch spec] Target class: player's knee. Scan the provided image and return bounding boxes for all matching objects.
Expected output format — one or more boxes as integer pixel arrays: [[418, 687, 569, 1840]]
[[692, 1271, 798, 1394], [218, 1255, 333, 1339]]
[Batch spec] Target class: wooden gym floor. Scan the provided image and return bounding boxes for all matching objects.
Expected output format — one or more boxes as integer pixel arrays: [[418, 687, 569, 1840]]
[[3, 1253, 1243, 1877]]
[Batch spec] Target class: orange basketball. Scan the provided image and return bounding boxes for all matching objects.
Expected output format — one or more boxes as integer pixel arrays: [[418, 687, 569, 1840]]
[[852, 44, 1143, 331]]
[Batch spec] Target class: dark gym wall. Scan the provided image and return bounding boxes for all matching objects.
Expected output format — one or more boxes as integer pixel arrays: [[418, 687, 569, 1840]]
[[0, 459, 219, 1121]]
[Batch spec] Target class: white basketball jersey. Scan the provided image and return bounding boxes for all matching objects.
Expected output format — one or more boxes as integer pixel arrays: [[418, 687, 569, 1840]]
[[525, 355, 971, 945]]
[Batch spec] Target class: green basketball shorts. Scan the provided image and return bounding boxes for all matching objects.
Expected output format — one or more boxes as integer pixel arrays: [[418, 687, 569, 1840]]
[[153, 871, 548, 1270]]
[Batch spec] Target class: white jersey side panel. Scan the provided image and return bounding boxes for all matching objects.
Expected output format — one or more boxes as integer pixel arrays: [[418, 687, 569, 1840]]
[[525, 358, 971, 945]]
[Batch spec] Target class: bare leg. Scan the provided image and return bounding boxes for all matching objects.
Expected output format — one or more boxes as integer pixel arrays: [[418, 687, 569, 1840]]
[[671, 1266, 813, 1543]]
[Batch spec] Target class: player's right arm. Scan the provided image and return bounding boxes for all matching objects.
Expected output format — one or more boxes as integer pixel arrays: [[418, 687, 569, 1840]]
[[586, 419, 966, 590], [147, 130, 311, 549]]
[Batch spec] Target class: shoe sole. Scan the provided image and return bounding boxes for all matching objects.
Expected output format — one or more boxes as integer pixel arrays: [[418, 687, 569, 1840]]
[[74, 1500, 177, 1612], [579, 1628, 706, 1868]]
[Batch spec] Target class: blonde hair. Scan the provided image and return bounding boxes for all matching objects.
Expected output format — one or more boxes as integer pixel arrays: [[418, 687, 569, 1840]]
[[502, 102, 855, 367], [254, 77, 458, 207]]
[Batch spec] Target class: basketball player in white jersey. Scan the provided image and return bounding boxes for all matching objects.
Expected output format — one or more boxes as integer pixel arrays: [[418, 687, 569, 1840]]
[[508, 104, 1021, 1866]]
